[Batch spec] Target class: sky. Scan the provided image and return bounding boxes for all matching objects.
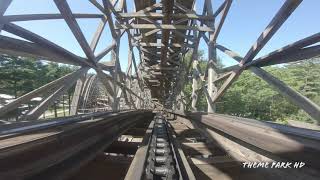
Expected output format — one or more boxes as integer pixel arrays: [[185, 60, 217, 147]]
[[2, 0, 320, 71]]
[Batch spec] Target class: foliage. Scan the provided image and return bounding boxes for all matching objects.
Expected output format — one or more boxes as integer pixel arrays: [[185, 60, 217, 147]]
[[182, 50, 320, 124], [0, 55, 76, 98]]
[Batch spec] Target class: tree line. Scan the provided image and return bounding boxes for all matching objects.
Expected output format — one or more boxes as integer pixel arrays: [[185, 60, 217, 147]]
[[0, 55, 76, 98]]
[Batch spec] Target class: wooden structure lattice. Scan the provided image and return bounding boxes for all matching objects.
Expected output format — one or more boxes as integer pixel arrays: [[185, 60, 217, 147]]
[[0, 0, 319, 123]]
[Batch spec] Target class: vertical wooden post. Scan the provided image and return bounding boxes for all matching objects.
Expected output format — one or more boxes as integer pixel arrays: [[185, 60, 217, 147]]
[[136, 92, 141, 109], [70, 74, 86, 115], [180, 91, 186, 113], [191, 60, 199, 111], [206, 0, 218, 113], [126, 30, 133, 109], [0, 0, 12, 32], [172, 99, 177, 111], [127, 78, 132, 109], [68, 92, 71, 115], [111, 38, 120, 111], [53, 101, 58, 118], [102, 0, 120, 111], [62, 94, 66, 117]]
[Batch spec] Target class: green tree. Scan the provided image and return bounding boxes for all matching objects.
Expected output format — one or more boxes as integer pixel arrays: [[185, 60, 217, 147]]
[[181, 50, 320, 124], [0, 55, 38, 97], [218, 59, 320, 124], [0, 55, 75, 97]]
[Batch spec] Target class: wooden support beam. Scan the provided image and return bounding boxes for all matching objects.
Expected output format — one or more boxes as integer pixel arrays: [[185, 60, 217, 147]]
[[0, 0, 12, 31], [246, 45, 320, 68], [174, 1, 194, 14], [187, 4, 207, 75], [21, 68, 89, 121], [117, 71, 130, 108], [95, 42, 116, 62], [1, 14, 104, 22], [201, 33, 209, 44], [70, 74, 87, 115], [148, 66, 178, 71], [2, 23, 92, 66], [133, 42, 191, 48], [54, 0, 96, 65], [90, 18, 107, 52], [244, 32, 320, 67], [191, 61, 200, 111], [116, 85, 130, 108], [214, 72, 232, 83], [118, 12, 214, 20], [127, 34, 144, 90], [173, 18, 189, 25], [171, 4, 204, 111], [168, 52, 180, 59], [211, 0, 302, 104], [215, 44, 320, 122], [98, 61, 115, 71], [0, 68, 88, 117], [160, 0, 174, 66], [116, 24, 214, 32], [240, 0, 303, 65], [211, 0, 232, 42], [137, 3, 162, 13], [96, 68, 115, 97], [116, 0, 125, 12], [80, 75, 97, 109], [89, 0, 106, 16], [213, 0, 227, 17], [167, 58, 181, 66], [96, 70, 143, 101], [0, 0, 11, 16], [122, 2, 144, 93], [134, 29, 160, 41], [140, 47, 159, 57], [102, 0, 117, 38], [216, 44, 243, 62], [101, 0, 121, 110], [0, 35, 87, 66], [219, 64, 239, 73], [102, 0, 120, 18], [174, 31, 195, 43], [206, 0, 225, 112]]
